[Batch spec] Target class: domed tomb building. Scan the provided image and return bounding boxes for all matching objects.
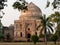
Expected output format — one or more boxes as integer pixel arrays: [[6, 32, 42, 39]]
[[14, 2, 42, 41]]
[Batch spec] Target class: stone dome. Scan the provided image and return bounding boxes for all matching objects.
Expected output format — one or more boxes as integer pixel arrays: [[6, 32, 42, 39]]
[[20, 2, 42, 19], [27, 2, 42, 16]]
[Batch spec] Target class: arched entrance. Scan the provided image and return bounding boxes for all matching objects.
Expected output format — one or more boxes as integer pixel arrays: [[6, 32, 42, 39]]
[[27, 33, 31, 42], [27, 33, 31, 38]]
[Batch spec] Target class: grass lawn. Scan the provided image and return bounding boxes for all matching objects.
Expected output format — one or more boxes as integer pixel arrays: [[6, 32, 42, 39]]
[[0, 42, 60, 45]]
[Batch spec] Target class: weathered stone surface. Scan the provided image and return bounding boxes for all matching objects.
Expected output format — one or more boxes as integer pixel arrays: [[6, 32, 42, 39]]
[[14, 2, 42, 41]]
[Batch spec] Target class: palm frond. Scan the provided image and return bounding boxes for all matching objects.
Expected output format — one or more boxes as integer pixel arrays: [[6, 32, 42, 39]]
[[46, 17, 50, 22], [43, 14, 46, 20], [47, 23, 54, 26], [47, 28, 51, 34], [40, 15, 46, 26], [47, 24, 54, 32]]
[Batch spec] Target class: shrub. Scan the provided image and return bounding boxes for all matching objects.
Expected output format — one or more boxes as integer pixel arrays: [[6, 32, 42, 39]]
[[50, 34, 58, 44], [31, 35, 39, 44], [0, 33, 4, 41]]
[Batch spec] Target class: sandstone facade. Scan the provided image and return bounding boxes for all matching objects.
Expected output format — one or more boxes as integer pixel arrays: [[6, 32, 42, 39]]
[[14, 2, 42, 41]]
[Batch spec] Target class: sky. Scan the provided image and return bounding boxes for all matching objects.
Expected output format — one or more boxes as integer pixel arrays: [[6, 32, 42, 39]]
[[1, 0, 60, 26]]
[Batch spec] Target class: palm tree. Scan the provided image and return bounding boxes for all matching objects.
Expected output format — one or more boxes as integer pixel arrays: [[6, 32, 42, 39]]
[[12, 0, 28, 11], [37, 15, 54, 45]]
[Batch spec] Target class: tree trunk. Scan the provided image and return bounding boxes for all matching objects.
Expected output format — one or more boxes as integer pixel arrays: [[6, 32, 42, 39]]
[[54, 41, 56, 45], [44, 27, 47, 45]]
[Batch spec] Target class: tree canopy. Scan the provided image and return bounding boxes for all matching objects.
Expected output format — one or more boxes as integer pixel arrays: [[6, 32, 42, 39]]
[[46, 0, 60, 9], [12, 0, 28, 11], [13, 0, 60, 11]]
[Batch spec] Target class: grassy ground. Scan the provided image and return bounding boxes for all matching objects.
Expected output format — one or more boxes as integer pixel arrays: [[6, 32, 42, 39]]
[[0, 42, 60, 45]]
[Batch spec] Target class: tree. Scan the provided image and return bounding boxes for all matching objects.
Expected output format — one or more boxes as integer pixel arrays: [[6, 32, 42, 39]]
[[0, 0, 7, 41], [49, 12, 60, 34], [0, 33, 4, 41], [55, 29, 60, 45], [55, 29, 60, 39], [13, 0, 60, 10], [47, 7, 60, 45], [31, 35, 39, 44], [49, 12, 60, 23], [37, 15, 54, 45], [50, 34, 58, 44], [46, 0, 60, 9], [12, 0, 28, 11]]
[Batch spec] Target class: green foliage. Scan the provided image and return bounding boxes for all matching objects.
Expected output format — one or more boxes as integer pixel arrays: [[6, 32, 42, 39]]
[[55, 29, 60, 37], [46, 0, 60, 9], [0, 33, 4, 39], [50, 12, 60, 23], [57, 24, 60, 30], [0, 20, 3, 30], [49, 11, 60, 32], [50, 34, 58, 44], [50, 34, 58, 41], [46, 0, 50, 8], [37, 15, 54, 45], [12, 0, 28, 11], [31, 35, 39, 44], [13, 2, 21, 9], [52, 0, 57, 9], [37, 15, 54, 34]]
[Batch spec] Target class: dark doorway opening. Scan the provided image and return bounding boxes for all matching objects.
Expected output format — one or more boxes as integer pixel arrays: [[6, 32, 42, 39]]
[[27, 33, 31, 38], [27, 33, 31, 42], [6, 33, 10, 41]]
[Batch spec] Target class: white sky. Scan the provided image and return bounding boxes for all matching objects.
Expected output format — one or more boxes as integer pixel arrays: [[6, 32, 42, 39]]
[[1, 0, 60, 26]]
